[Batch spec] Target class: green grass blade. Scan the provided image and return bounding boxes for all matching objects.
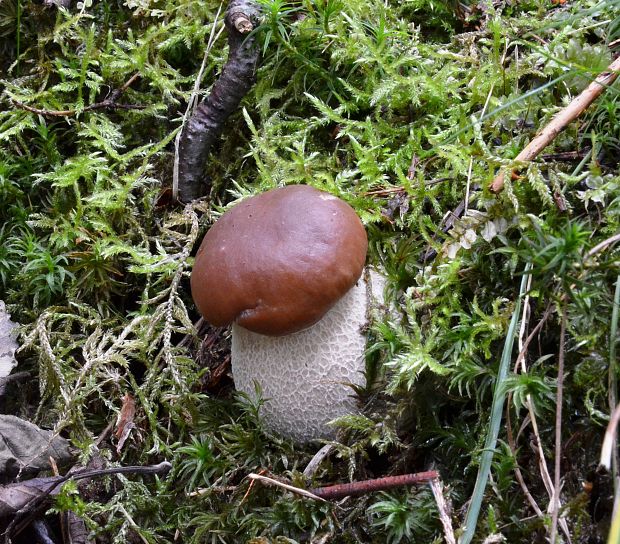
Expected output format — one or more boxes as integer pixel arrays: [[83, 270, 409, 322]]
[[459, 266, 532, 544], [605, 402, 620, 544], [610, 275, 620, 488], [607, 499, 620, 544]]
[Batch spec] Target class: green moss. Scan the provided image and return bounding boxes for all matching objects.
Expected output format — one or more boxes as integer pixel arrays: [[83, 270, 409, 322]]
[[0, 0, 619, 540]]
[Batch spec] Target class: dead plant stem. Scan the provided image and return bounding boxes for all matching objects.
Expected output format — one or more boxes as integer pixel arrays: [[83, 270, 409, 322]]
[[430, 478, 456, 544], [550, 303, 568, 544]]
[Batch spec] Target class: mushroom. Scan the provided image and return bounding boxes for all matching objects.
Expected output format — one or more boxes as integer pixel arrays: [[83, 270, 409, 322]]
[[191, 185, 380, 442]]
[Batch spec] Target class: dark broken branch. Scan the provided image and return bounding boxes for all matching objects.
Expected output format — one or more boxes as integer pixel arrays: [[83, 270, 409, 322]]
[[175, 0, 262, 203], [2, 461, 171, 542]]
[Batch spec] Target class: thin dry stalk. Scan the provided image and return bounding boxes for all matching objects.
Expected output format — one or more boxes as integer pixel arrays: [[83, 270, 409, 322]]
[[513, 303, 554, 373], [600, 403, 620, 470], [609, 276, 620, 490], [515, 298, 554, 501], [550, 305, 568, 544], [303, 444, 335, 479], [246, 473, 327, 502], [117, 504, 149, 544], [510, 299, 571, 542], [506, 410, 543, 517], [240, 468, 267, 504], [429, 478, 456, 544], [507, 281, 545, 517], [587, 232, 620, 258], [490, 56, 620, 193], [464, 157, 473, 215], [249, 471, 439, 502]]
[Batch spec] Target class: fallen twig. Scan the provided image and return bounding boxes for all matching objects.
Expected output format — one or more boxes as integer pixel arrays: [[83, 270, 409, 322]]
[[172, 5, 225, 202], [308, 471, 439, 500], [506, 409, 544, 517], [246, 470, 439, 503], [490, 56, 620, 193], [600, 403, 620, 471], [541, 150, 590, 161], [509, 299, 571, 541], [507, 283, 546, 520], [513, 303, 554, 373], [176, 0, 262, 202], [608, 276, 620, 488], [11, 73, 143, 118]]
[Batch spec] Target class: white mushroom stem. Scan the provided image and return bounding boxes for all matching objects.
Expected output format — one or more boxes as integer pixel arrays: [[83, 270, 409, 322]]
[[231, 269, 385, 443]]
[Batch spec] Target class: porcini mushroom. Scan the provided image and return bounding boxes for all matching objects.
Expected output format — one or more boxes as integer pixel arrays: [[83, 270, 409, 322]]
[[191, 185, 379, 442]]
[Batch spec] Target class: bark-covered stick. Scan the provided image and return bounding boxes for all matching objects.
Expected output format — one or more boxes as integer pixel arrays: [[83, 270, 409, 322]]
[[490, 56, 620, 194], [176, 0, 262, 202], [308, 470, 439, 500]]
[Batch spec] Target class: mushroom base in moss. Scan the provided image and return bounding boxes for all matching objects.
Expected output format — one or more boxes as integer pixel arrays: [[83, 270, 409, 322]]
[[231, 270, 384, 443]]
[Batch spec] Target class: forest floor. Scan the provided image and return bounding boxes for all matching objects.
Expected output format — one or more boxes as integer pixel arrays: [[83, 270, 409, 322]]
[[0, 0, 619, 541]]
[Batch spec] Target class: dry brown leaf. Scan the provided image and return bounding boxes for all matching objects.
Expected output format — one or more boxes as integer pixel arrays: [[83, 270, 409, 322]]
[[114, 393, 136, 454], [0, 415, 73, 479]]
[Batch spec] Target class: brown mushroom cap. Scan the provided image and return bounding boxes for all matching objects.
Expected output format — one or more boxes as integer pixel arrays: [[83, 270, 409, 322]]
[[190, 185, 368, 336]]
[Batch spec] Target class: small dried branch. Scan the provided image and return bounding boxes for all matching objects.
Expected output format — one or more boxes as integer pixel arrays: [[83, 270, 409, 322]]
[[308, 471, 439, 500], [11, 73, 143, 118], [513, 303, 554, 373], [540, 150, 590, 161], [173, 5, 226, 202], [509, 300, 571, 541], [363, 186, 406, 196], [490, 56, 620, 193], [176, 0, 262, 202], [247, 470, 439, 503], [600, 403, 620, 470]]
